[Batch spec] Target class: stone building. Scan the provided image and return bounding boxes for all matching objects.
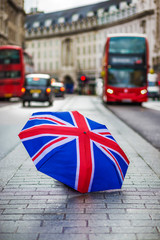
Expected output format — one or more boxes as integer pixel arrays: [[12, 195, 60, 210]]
[[0, 0, 25, 47], [25, 0, 159, 92], [153, 0, 160, 72]]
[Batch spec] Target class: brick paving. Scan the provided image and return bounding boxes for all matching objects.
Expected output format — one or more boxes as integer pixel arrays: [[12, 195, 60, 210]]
[[0, 95, 160, 240]]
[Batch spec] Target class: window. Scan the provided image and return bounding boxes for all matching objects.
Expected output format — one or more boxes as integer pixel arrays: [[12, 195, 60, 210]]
[[25, 76, 49, 86], [109, 37, 146, 54], [77, 60, 80, 68], [131, 0, 138, 4], [83, 59, 86, 69], [56, 49, 58, 57], [94, 59, 96, 68], [88, 45, 91, 54], [83, 47, 86, 54], [0, 71, 21, 79], [88, 59, 91, 68], [87, 11, 94, 17], [72, 14, 79, 22], [108, 69, 146, 88], [58, 17, 65, 24], [109, 5, 117, 13], [33, 21, 39, 28], [77, 47, 80, 55], [93, 45, 96, 54], [44, 62, 47, 71], [50, 62, 52, 71], [141, 20, 146, 34], [45, 19, 52, 27], [120, 2, 128, 9], [38, 62, 41, 71], [0, 49, 20, 64], [56, 61, 59, 70], [97, 8, 104, 17], [99, 58, 102, 66]]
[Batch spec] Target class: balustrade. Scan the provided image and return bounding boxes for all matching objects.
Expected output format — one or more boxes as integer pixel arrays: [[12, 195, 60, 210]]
[[26, 5, 137, 38]]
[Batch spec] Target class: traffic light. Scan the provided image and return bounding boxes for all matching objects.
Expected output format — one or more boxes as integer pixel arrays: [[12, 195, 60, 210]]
[[80, 75, 86, 81], [78, 75, 88, 95]]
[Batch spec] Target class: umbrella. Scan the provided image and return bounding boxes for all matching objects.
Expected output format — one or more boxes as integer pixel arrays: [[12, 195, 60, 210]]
[[18, 111, 129, 193]]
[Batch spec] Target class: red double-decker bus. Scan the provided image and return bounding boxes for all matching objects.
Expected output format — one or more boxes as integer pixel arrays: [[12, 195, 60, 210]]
[[0, 45, 34, 99], [102, 34, 149, 103]]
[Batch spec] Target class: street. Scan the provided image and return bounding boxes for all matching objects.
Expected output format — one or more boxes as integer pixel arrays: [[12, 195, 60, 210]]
[[0, 96, 160, 159], [0, 95, 160, 240], [107, 101, 160, 151]]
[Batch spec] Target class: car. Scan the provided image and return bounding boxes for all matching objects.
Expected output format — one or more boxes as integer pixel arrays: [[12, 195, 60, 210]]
[[51, 82, 65, 97], [147, 73, 160, 100], [21, 73, 54, 107]]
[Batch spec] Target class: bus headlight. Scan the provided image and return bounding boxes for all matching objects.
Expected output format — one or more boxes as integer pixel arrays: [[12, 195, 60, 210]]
[[107, 88, 113, 94], [140, 89, 147, 95]]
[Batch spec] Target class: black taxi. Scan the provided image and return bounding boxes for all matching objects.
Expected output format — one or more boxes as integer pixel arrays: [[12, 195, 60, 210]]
[[21, 74, 54, 107]]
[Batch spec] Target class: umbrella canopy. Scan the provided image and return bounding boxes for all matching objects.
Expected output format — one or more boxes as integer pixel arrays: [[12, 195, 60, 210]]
[[18, 111, 130, 193]]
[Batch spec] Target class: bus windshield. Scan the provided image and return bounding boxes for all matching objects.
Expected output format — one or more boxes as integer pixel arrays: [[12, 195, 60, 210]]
[[109, 37, 146, 54], [0, 49, 20, 64], [108, 68, 146, 88]]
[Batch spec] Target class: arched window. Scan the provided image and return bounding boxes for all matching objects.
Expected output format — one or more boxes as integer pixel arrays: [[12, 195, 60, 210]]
[[109, 5, 118, 13], [33, 21, 39, 28], [131, 0, 138, 4], [72, 14, 79, 22], [120, 2, 128, 9], [58, 17, 65, 24], [45, 19, 52, 27], [87, 11, 94, 17], [97, 8, 104, 17]]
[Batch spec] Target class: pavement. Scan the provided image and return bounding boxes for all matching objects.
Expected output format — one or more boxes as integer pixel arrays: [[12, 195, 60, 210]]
[[0, 95, 160, 240], [143, 99, 160, 111]]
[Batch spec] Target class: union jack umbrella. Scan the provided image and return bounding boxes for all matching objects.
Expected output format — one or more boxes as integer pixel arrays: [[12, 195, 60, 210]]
[[18, 111, 130, 193]]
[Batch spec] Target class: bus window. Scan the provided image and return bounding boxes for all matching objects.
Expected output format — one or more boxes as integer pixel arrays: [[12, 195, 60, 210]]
[[109, 37, 146, 54], [0, 49, 20, 64], [0, 71, 21, 79]]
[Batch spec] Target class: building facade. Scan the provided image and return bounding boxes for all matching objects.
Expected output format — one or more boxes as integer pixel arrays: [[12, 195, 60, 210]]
[[0, 0, 25, 47], [25, 0, 159, 92]]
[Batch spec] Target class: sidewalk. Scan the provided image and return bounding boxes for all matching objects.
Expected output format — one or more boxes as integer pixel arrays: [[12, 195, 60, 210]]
[[143, 99, 160, 111], [0, 96, 160, 240]]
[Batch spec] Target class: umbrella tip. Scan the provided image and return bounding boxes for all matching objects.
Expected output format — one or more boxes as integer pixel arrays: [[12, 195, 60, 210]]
[[84, 131, 87, 134]]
